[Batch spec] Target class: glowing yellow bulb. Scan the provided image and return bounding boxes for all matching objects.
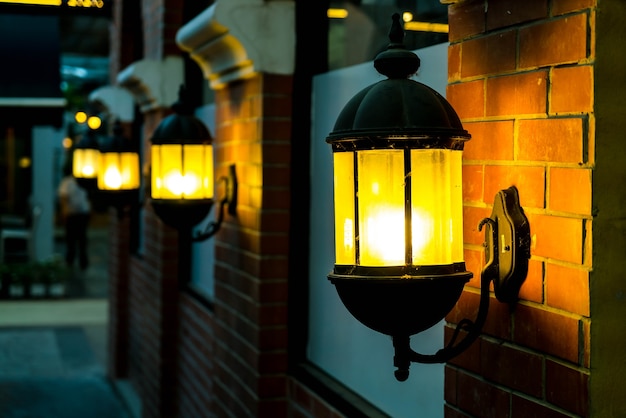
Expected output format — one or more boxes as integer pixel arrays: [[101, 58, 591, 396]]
[[103, 167, 122, 189], [163, 171, 200, 197], [75, 111, 87, 124], [87, 116, 101, 130], [362, 205, 405, 265], [81, 165, 95, 177]]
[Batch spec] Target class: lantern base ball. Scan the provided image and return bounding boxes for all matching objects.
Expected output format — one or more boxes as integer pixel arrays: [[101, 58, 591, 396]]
[[330, 272, 471, 337]]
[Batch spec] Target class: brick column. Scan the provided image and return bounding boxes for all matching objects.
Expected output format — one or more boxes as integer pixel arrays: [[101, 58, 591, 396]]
[[107, 208, 131, 378], [444, 1, 594, 417]]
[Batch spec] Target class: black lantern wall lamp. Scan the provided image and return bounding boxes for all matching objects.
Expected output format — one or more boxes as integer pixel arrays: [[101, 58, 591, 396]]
[[326, 14, 531, 381], [150, 85, 237, 240], [96, 120, 141, 215]]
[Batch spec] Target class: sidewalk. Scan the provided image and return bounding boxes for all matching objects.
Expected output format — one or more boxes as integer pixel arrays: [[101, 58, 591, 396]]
[[0, 219, 136, 418]]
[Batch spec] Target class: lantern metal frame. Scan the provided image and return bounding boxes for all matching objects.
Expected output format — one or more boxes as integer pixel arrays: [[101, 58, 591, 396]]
[[326, 14, 531, 381], [150, 85, 237, 239]]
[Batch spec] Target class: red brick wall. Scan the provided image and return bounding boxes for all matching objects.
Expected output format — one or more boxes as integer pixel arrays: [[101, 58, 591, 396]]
[[185, 73, 293, 417], [109, 0, 143, 84], [445, 1, 594, 417], [142, 0, 184, 59], [108, 3, 187, 414]]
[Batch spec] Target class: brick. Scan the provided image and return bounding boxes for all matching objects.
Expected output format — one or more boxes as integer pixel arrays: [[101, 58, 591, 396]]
[[518, 259, 544, 303], [486, 71, 548, 117], [445, 365, 458, 405], [444, 405, 471, 418], [263, 74, 294, 95], [447, 328, 482, 374], [463, 248, 483, 289], [462, 165, 484, 203], [514, 304, 580, 362], [530, 214, 584, 264], [550, 66, 593, 114], [480, 339, 543, 397], [456, 371, 511, 418], [546, 263, 590, 316], [448, 43, 462, 82], [463, 120, 515, 161], [517, 118, 584, 163], [461, 31, 517, 78], [463, 205, 491, 246], [549, 167, 592, 215], [448, 291, 513, 340], [545, 360, 589, 416], [519, 14, 588, 69], [447, 80, 485, 119], [552, 0, 595, 15], [486, 0, 548, 30], [511, 395, 571, 418], [448, 0, 486, 42], [483, 165, 545, 209]]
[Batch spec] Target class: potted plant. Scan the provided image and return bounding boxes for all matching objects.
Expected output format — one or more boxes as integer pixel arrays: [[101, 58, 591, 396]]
[[39, 256, 69, 297]]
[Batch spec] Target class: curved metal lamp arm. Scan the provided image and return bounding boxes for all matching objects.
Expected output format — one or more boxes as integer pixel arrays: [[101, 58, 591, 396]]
[[392, 186, 530, 381], [192, 164, 238, 242], [393, 228, 496, 380]]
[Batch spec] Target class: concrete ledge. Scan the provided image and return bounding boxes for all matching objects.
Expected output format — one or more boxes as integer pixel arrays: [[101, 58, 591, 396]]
[[0, 299, 108, 327]]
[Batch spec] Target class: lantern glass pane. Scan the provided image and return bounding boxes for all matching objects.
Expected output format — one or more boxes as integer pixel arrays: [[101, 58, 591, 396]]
[[151, 144, 213, 200], [120, 152, 140, 189], [410, 149, 464, 265], [73, 148, 99, 179], [154, 144, 184, 199], [182, 144, 211, 199], [333, 152, 355, 265], [358, 149, 405, 266], [202, 145, 214, 199], [98, 152, 122, 190]]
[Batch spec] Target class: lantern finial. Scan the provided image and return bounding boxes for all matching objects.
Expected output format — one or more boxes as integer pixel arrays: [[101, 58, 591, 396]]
[[389, 13, 404, 44], [172, 85, 194, 116], [374, 14, 421, 79]]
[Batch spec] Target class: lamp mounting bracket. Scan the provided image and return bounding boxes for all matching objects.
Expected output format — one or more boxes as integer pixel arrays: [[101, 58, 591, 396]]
[[479, 185, 531, 304], [391, 186, 530, 381], [193, 164, 237, 242]]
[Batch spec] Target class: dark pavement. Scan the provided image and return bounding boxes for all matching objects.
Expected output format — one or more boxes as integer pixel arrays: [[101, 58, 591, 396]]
[[0, 214, 137, 418]]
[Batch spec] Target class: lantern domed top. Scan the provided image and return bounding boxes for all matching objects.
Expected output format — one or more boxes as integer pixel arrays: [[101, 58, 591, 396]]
[[151, 85, 212, 146], [327, 13, 470, 149]]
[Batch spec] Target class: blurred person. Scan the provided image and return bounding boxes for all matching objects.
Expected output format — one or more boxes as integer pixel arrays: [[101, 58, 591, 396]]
[[57, 163, 91, 270]]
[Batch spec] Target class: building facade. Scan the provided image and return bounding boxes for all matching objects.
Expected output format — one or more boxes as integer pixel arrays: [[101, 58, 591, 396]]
[[103, 0, 626, 417]]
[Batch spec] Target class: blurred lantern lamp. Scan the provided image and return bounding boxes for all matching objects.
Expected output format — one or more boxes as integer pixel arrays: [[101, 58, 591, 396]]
[[150, 86, 236, 239], [72, 130, 100, 190], [326, 14, 531, 381], [97, 121, 140, 214]]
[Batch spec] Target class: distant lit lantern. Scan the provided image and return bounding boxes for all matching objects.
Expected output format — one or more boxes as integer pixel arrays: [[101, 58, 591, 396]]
[[73, 130, 100, 189], [96, 121, 140, 214], [150, 86, 237, 237], [150, 86, 216, 230], [327, 14, 531, 381]]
